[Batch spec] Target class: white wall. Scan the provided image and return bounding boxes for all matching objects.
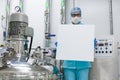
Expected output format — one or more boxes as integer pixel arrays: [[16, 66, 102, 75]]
[[24, 0, 45, 48], [50, 0, 120, 42], [65, 0, 110, 35], [63, 0, 120, 36], [50, 0, 117, 46]]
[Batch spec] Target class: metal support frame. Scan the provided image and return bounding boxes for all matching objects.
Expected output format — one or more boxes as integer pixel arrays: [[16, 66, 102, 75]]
[[44, 0, 51, 47], [109, 0, 113, 35], [6, 0, 11, 39], [61, 0, 66, 24], [73, 0, 75, 8]]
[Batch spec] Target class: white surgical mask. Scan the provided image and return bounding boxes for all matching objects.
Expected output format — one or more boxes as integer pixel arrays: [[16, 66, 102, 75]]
[[71, 17, 81, 24]]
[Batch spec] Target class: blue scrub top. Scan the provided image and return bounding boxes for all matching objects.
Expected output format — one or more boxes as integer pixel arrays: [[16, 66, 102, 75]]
[[62, 60, 91, 69]]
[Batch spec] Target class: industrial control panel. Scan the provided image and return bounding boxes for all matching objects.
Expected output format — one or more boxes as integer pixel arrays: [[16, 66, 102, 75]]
[[90, 35, 119, 80], [95, 39, 113, 57]]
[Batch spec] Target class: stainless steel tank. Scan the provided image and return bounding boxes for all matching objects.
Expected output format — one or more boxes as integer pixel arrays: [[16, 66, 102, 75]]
[[0, 63, 57, 80], [7, 13, 29, 62]]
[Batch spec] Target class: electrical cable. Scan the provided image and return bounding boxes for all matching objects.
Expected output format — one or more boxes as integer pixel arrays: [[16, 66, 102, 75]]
[[26, 37, 33, 62]]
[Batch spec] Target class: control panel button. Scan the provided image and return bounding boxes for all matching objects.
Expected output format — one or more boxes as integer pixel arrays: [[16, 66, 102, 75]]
[[110, 51, 112, 53], [105, 43, 108, 46], [109, 44, 112, 46], [106, 51, 108, 53]]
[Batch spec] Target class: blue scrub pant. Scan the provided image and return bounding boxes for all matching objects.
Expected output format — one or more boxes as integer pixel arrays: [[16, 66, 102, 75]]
[[63, 68, 89, 80]]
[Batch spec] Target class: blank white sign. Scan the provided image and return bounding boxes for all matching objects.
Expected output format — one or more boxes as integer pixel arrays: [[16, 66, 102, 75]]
[[56, 25, 95, 61]]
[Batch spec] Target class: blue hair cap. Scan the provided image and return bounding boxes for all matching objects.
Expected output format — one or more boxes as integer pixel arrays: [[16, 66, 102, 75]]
[[71, 7, 81, 16]]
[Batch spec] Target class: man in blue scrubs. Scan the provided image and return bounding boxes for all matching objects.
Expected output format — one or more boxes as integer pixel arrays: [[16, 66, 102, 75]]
[[62, 7, 92, 80]]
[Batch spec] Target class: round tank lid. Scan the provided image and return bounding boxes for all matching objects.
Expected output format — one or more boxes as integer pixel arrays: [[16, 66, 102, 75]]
[[10, 13, 28, 23]]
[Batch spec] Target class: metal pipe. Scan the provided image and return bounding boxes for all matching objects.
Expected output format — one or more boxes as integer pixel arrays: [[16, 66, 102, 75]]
[[6, 0, 11, 39], [64, 0, 66, 24], [44, 0, 51, 47], [109, 0, 114, 35], [61, 0, 66, 24], [49, 0, 52, 35], [73, 0, 75, 8]]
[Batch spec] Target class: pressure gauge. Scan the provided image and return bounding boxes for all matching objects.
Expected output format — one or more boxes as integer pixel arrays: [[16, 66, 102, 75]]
[[15, 6, 21, 12]]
